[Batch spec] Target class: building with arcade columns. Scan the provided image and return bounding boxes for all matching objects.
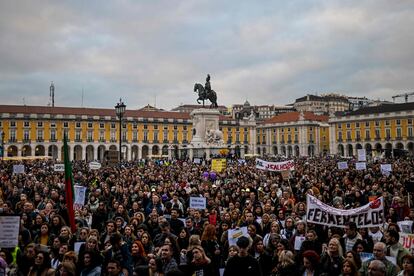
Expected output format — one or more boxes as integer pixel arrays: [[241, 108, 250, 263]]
[[1, 102, 413, 160], [0, 105, 255, 161]]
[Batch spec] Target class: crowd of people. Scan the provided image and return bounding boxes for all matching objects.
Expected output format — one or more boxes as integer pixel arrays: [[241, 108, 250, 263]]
[[0, 155, 413, 276]]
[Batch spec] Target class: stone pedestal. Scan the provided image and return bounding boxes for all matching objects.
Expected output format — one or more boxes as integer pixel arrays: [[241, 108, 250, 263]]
[[189, 108, 228, 160]]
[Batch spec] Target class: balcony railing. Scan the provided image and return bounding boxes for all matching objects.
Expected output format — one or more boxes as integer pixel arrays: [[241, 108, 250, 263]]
[[163, 139, 169, 143], [99, 138, 106, 142], [173, 139, 179, 144], [36, 138, 44, 142], [153, 140, 159, 144], [87, 138, 94, 142], [375, 136, 381, 141], [110, 138, 117, 143], [50, 138, 57, 142], [294, 140, 299, 143], [9, 138, 16, 143], [132, 139, 138, 143], [75, 139, 82, 142], [338, 138, 343, 142], [23, 139, 31, 143]]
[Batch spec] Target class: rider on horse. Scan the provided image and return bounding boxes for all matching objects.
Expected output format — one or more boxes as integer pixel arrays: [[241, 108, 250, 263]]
[[204, 74, 211, 98]]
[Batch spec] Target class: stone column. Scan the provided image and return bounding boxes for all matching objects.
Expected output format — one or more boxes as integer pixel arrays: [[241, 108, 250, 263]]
[[329, 123, 336, 155], [315, 127, 320, 156], [57, 145, 62, 161], [81, 145, 86, 161], [138, 145, 142, 160], [168, 146, 172, 160], [189, 148, 194, 160], [93, 145, 98, 161], [69, 144, 74, 161]]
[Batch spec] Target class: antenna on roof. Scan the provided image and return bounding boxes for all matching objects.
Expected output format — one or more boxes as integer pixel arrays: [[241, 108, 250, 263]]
[[22, 97, 26, 106], [49, 81, 55, 107], [81, 88, 84, 107], [154, 95, 157, 108]]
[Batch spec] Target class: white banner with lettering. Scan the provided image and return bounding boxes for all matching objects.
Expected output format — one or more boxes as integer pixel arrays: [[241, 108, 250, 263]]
[[306, 194, 385, 228], [255, 159, 295, 171]]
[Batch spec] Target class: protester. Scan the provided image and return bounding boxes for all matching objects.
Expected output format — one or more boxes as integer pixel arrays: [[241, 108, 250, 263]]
[[0, 155, 413, 276], [223, 236, 262, 276]]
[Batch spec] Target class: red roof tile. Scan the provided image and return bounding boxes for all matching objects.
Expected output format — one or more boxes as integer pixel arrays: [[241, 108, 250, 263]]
[[0, 105, 237, 122], [262, 111, 328, 124], [0, 105, 190, 120]]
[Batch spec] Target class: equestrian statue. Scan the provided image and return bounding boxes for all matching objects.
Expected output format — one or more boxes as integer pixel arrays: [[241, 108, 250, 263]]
[[194, 74, 218, 108]]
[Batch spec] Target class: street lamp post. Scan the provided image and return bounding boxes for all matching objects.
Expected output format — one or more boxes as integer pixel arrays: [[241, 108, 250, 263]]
[[115, 99, 126, 166], [1, 131, 4, 160]]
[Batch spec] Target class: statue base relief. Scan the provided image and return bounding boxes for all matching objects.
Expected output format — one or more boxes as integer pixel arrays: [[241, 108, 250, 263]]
[[189, 108, 230, 160]]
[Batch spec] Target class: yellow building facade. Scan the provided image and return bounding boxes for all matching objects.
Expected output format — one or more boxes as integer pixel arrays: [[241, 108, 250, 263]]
[[256, 111, 330, 157], [329, 102, 414, 157], [0, 105, 253, 161]]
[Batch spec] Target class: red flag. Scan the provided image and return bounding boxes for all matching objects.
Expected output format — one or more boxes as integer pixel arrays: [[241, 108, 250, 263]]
[[63, 134, 76, 232]]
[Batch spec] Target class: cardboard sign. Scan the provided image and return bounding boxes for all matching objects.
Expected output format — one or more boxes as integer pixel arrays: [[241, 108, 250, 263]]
[[189, 197, 206, 210], [360, 252, 374, 262], [355, 162, 366, 171], [74, 185, 87, 207], [54, 164, 65, 172], [380, 164, 392, 175], [12, 165, 25, 174], [228, 227, 249, 246], [211, 159, 226, 172], [294, 236, 306, 250], [281, 170, 290, 180], [0, 216, 20, 248], [398, 221, 414, 234], [337, 161, 348, 170], [358, 149, 367, 161], [89, 161, 101, 170]]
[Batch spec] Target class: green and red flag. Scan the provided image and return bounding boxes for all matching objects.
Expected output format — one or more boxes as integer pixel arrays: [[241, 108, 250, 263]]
[[63, 134, 76, 232]]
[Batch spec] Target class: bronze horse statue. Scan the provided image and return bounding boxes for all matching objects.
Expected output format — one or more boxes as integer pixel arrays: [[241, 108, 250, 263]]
[[194, 83, 218, 108]]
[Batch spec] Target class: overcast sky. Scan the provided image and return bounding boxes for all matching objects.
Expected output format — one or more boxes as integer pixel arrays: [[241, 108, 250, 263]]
[[0, 1, 413, 110]]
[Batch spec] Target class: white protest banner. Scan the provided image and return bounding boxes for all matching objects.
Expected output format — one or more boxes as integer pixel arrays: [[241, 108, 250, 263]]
[[190, 197, 206, 210], [89, 161, 101, 170], [355, 162, 366, 171], [306, 194, 385, 228], [400, 232, 414, 254], [13, 165, 25, 174], [358, 149, 367, 161], [0, 216, 20, 248], [380, 164, 392, 175], [74, 185, 87, 207], [255, 158, 295, 171], [337, 161, 348, 170], [193, 158, 201, 164], [228, 227, 249, 246], [54, 164, 65, 172], [398, 221, 414, 234]]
